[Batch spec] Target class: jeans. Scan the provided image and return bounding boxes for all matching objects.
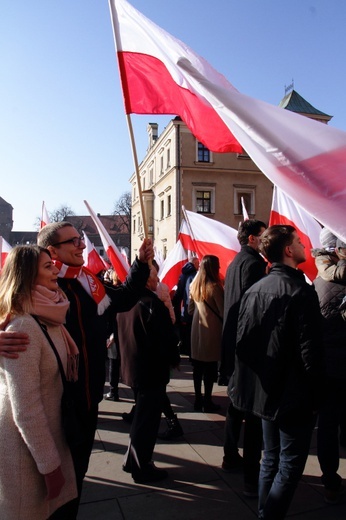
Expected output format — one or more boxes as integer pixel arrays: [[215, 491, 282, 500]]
[[258, 410, 316, 520], [317, 377, 346, 490]]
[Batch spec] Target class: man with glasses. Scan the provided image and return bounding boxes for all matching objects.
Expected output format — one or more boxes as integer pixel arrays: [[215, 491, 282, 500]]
[[0, 221, 153, 518], [220, 219, 267, 497]]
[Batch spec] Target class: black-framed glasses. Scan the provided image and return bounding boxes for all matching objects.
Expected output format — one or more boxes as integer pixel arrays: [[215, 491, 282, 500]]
[[52, 235, 85, 247]]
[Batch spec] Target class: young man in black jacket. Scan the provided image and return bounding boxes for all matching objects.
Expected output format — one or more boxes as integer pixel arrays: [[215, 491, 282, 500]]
[[230, 225, 325, 520]]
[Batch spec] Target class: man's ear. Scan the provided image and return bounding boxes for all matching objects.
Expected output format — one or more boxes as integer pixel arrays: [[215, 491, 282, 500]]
[[47, 245, 58, 260]]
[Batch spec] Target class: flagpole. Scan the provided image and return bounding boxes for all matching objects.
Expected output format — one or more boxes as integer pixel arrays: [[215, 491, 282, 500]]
[[182, 206, 201, 259], [126, 114, 149, 240], [108, 1, 148, 241]]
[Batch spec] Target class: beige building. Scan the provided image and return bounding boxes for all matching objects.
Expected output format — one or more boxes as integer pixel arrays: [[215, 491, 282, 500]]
[[130, 90, 331, 260]]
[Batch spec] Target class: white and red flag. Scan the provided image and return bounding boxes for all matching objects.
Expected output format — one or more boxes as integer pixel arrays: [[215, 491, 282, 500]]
[[109, 0, 241, 154], [109, 0, 346, 242], [84, 200, 129, 282], [158, 238, 188, 292], [241, 197, 249, 221], [269, 186, 322, 282], [40, 201, 50, 229], [178, 210, 240, 279], [82, 232, 110, 275], [0, 237, 12, 270]]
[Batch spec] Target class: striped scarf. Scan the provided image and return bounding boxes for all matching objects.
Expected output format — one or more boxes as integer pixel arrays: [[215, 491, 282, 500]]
[[55, 261, 111, 315]]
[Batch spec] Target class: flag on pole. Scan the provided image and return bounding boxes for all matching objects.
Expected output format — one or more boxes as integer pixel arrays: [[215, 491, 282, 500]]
[[109, 0, 346, 242], [82, 232, 110, 275], [0, 236, 12, 270], [269, 186, 322, 282], [40, 201, 50, 229], [178, 210, 240, 279], [109, 0, 241, 154], [84, 200, 129, 282], [158, 239, 188, 291], [241, 197, 249, 221]]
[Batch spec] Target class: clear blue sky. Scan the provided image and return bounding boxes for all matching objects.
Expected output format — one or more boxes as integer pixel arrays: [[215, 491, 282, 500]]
[[1, 0, 345, 231]]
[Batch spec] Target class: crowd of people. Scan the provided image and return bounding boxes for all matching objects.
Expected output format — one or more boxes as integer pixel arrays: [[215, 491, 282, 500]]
[[0, 219, 345, 519]]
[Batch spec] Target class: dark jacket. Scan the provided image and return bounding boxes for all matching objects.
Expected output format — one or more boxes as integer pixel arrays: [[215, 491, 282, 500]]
[[313, 275, 346, 379], [117, 288, 180, 390], [230, 263, 325, 421], [220, 245, 267, 377], [172, 262, 198, 324], [58, 259, 149, 411]]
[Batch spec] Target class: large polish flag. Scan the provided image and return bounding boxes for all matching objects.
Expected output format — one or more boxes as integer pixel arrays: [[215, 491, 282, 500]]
[[82, 232, 110, 275], [158, 239, 188, 292], [269, 186, 322, 282], [178, 210, 240, 279], [0, 237, 12, 270], [109, 0, 241, 154], [84, 200, 129, 282], [109, 0, 346, 243], [40, 201, 50, 229]]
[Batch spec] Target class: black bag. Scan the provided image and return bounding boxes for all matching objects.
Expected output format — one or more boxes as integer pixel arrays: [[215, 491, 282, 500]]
[[31, 315, 83, 449]]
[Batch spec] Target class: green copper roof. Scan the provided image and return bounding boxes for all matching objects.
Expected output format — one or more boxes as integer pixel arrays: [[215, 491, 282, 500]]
[[279, 89, 331, 118]]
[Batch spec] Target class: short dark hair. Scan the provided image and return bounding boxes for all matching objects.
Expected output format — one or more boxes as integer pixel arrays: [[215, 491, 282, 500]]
[[259, 225, 296, 263], [37, 222, 74, 248], [237, 219, 267, 246]]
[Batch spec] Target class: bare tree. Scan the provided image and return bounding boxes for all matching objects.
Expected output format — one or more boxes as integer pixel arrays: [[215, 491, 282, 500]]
[[50, 205, 75, 222], [34, 204, 76, 230], [113, 192, 131, 233]]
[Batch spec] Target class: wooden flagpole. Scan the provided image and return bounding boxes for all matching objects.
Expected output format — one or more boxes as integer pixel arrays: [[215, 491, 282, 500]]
[[126, 114, 148, 240]]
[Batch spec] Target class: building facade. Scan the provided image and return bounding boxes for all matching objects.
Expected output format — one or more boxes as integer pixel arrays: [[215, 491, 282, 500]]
[[130, 90, 332, 261]]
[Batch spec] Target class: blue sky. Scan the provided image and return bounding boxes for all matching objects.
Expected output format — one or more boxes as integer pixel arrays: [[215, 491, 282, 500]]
[[1, 0, 345, 230]]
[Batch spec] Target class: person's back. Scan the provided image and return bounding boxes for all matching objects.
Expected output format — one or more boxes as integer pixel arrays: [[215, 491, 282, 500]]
[[313, 238, 346, 503], [230, 225, 324, 520]]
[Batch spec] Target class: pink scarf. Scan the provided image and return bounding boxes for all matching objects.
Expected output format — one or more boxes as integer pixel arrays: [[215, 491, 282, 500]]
[[30, 285, 79, 382], [54, 261, 111, 315]]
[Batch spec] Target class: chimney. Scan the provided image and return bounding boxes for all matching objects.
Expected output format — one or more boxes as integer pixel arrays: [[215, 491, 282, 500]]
[[147, 122, 158, 149]]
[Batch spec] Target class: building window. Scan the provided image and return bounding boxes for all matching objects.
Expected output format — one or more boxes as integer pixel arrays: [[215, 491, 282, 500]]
[[160, 200, 164, 220], [167, 194, 172, 216], [160, 156, 164, 174], [196, 190, 211, 213], [233, 186, 255, 215], [192, 185, 215, 214], [166, 148, 171, 168], [142, 177, 146, 191], [149, 168, 153, 186], [197, 142, 210, 162], [133, 219, 136, 234]]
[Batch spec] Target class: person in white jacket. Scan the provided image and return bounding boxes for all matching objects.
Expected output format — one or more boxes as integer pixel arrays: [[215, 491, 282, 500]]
[[0, 245, 78, 519]]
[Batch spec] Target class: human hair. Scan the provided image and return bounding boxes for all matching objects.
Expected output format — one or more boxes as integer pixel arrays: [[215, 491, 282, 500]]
[[189, 255, 221, 302], [259, 225, 296, 263], [237, 219, 267, 246], [37, 221, 74, 248], [0, 245, 51, 318]]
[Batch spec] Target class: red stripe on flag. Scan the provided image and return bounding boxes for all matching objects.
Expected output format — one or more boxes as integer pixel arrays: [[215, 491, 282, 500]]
[[179, 233, 237, 280], [269, 210, 317, 282], [106, 246, 129, 282], [118, 52, 242, 154]]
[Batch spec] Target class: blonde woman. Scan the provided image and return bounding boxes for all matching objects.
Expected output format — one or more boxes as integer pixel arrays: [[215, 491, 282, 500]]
[[0, 245, 78, 519], [188, 255, 224, 412]]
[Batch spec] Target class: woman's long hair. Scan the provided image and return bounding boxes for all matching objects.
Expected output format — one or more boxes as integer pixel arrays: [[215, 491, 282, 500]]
[[0, 245, 50, 318], [189, 255, 221, 302]]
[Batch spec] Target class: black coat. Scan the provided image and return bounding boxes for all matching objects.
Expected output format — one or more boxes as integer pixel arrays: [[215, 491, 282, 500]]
[[230, 263, 325, 421], [220, 245, 267, 377], [58, 259, 149, 411], [313, 276, 346, 379], [117, 288, 180, 390]]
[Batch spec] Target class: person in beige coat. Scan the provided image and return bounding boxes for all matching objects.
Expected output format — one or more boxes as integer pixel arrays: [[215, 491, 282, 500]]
[[0, 245, 78, 519], [188, 255, 224, 413]]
